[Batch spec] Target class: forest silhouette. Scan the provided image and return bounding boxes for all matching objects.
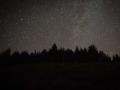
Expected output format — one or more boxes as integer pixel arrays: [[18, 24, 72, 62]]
[[0, 44, 120, 63], [1, 44, 120, 90]]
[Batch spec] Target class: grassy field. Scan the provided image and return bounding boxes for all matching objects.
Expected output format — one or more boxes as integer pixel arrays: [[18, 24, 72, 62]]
[[1, 62, 120, 90]]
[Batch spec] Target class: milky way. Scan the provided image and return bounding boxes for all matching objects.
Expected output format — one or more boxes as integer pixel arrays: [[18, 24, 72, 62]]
[[0, 0, 120, 55]]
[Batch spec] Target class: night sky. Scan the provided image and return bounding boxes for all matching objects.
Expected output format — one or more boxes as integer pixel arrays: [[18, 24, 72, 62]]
[[0, 0, 120, 55]]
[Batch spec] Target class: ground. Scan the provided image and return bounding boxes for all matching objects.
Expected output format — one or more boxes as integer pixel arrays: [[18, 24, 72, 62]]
[[1, 62, 119, 90]]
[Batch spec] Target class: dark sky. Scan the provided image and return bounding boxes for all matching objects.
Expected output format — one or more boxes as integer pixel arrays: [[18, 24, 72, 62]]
[[0, 0, 120, 55]]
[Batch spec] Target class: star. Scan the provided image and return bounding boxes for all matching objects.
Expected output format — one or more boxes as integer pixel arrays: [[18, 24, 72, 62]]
[[0, 0, 120, 55], [20, 17, 24, 22], [15, 22, 18, 25]]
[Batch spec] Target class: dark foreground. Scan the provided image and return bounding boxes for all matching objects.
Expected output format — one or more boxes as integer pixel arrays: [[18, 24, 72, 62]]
[[1, 62, 120, 90]]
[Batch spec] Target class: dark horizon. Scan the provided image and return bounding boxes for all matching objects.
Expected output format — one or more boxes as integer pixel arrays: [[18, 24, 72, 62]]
[[1, 44, 120, 63], [1, 43, 120, 90], [1, 44, 120, 57]]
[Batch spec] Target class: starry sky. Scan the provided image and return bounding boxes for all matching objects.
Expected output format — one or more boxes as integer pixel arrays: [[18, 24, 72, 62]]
[[0, 0, 120, 55]]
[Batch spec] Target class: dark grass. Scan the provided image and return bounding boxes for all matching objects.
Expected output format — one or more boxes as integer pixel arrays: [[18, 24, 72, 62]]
[[1, 61, 120, 90]]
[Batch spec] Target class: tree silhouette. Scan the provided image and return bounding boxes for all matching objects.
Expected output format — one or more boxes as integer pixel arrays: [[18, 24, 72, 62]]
[[88, 45, 99, 62], [49, 44, 58, 61], [113, 54, 120, 63], [98, 51, 111, 63], [50, 44, 58, 52], [12, 51, 20, 57], [1, 44, 120, 90], [75, 46, 80, 62], [1, 48, 11, 57], [21, 51, 29, 57], [0, 44, 120, 63]]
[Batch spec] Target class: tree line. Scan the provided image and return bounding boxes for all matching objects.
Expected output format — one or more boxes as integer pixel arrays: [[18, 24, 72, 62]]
[[0, 44, 120, 63]]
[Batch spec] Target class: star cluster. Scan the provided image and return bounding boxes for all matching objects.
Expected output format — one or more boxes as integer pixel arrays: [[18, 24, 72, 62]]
[[0, 0, 120, 55]]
